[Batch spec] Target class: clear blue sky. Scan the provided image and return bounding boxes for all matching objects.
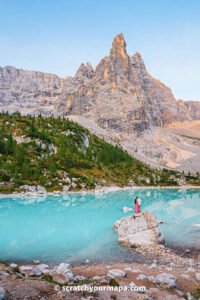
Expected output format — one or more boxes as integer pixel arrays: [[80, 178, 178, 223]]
[[0, 0, 200, 100]]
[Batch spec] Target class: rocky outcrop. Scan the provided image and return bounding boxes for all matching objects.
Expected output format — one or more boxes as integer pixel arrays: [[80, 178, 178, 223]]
[[19, 185, 47, 194], [114, 211, 163, 248], [53, 263, 74, 283], [137, 272, 177, 288], [177, 100, 200, 121], [62, 34, 180, 134], [75, 63, 94, 81]]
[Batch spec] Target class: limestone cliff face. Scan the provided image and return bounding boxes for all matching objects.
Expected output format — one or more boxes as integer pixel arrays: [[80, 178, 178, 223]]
[[0, 66, 65, 115], [0, 34, 200, 135]]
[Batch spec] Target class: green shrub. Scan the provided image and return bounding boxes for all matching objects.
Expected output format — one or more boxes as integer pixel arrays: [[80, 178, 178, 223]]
[[109, 278, 119, 287]]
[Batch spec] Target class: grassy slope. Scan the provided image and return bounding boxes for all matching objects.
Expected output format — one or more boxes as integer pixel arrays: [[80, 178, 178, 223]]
[[0, 112, 198, 193]]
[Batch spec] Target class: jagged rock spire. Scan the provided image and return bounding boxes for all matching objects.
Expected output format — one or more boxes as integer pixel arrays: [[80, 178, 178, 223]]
[[110, 33, 128, 60], [75, 62, 94, 80], [131, 52, 147, 74]]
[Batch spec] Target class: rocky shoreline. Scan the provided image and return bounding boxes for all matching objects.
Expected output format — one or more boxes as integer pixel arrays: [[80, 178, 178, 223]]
[[0, 184, 200, 198], [0, 247, 200, 300], [0, 189, 200, 299]]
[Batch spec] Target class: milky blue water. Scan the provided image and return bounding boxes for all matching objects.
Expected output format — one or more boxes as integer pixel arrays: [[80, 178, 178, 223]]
[[0, 189, 200, 265]]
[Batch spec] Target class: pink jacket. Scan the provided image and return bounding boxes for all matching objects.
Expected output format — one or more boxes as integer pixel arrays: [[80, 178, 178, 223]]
[[135, 203, 140, 214]]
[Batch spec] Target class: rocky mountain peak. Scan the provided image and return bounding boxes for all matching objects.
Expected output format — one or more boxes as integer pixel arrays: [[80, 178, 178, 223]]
[[110, 33, 128, 61], [131, 52, 146, 72], [0, 34, 200, 138], [75, 62, 94, 81]]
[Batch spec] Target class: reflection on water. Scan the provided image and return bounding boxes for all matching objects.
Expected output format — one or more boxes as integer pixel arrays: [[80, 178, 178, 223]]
[[0, 189, 199, 264]]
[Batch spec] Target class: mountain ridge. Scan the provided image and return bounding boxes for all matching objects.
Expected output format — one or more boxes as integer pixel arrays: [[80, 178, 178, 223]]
[[1, 34, 200, 172], [0, 34, 199, 131]]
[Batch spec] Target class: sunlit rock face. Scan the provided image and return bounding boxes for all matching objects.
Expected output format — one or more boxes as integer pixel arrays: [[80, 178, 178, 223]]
[[0, 34, 200, 135], [61, 34, 197, 134], [60, 34, 176, 134], [177, 100, 200, 121], [114, 211, 164, 248]]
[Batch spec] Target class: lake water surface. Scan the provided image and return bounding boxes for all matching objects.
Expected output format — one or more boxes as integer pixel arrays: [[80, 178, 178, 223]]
[[0, 189, 199, 264]]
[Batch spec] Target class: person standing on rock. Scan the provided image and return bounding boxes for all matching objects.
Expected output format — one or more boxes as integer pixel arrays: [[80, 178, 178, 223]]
[[134, 197, 140, 214], [134, 197, 141, 214], [138, 197, 141, 211]]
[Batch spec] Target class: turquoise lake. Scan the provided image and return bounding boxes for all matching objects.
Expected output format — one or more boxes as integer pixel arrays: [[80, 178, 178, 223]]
[[0, 189, 200, 265]]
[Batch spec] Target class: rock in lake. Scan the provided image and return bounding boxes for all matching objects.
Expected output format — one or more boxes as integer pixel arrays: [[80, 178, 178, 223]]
[[32, 260, 40, 264], [114, 211, 163, 248]]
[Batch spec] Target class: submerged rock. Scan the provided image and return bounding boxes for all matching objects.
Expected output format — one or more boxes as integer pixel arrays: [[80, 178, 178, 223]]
[[32, 260, 40, 264], [114, 211, 163, 248]]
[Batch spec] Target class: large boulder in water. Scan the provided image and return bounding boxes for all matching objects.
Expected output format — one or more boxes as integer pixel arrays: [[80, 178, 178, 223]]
[[114, 211, 163, 248]]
